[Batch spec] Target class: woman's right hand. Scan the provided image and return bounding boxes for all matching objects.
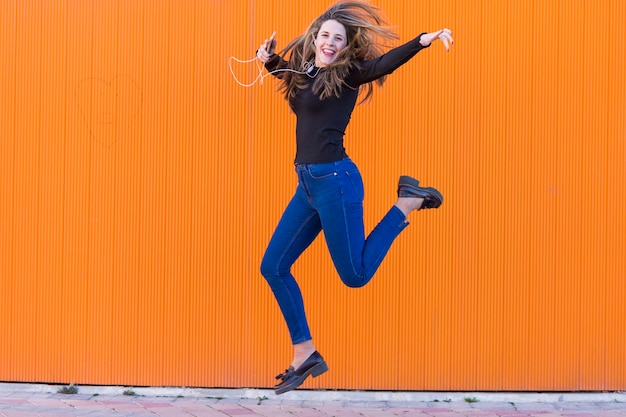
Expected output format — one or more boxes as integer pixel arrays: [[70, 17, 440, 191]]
[[257, 37, 277, 63]]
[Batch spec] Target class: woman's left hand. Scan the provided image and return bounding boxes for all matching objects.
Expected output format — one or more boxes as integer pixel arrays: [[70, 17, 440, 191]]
[[420, 28, 453, 51]]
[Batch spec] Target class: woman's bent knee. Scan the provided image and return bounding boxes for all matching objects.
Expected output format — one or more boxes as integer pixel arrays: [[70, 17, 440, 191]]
[[259, 259, 275, 280], [339, 272, 368, 288], [260, 256, 285, 282]]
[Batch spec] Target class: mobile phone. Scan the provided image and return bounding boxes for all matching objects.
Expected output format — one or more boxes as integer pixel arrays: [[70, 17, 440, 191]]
[[267, 31, 276, 53]]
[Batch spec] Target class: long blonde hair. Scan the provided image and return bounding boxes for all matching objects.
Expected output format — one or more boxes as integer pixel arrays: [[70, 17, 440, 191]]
[[277, 1, 398, 103]]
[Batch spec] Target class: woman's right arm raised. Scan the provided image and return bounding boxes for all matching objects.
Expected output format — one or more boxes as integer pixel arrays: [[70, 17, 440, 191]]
[[256, 36, 276, 63]]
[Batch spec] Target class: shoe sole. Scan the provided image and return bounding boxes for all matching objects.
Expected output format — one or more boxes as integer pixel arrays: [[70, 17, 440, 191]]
[[398, 186, 443, 209], [274, 361, 329, 395]]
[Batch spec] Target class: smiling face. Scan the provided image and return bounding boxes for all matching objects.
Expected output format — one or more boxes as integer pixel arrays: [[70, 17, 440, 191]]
[[314, 19, 348, 67]]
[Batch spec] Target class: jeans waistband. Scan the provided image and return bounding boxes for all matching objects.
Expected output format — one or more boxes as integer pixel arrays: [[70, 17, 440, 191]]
[[294, 158, 352, 171]]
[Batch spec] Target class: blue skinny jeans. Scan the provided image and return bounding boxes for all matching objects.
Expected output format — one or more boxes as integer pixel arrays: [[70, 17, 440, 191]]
[[260, 158, 409, 344]]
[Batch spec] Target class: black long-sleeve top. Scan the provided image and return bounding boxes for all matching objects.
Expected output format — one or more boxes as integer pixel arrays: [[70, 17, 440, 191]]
[[265, 34, 429, 164]]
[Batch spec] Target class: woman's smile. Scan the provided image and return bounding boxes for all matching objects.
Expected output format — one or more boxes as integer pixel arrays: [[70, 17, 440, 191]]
[[315, 19, 347, 67]]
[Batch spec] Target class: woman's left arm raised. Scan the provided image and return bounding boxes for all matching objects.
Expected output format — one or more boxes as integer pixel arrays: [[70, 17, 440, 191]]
[[349, 28, 454, 86], [419, 28, 454, 51]]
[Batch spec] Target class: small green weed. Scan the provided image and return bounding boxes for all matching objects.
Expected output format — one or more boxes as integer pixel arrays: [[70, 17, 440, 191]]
[[464, 396, 479, 403], [57, 384, 78, 395]]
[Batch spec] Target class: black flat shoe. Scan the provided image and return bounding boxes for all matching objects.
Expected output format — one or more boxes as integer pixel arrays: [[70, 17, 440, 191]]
[[397, 175, 443, 210], [274, 351, 329, 395]]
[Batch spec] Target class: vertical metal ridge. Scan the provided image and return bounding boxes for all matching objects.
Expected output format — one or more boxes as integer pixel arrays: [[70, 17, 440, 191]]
[[0, 0, 17, 381]]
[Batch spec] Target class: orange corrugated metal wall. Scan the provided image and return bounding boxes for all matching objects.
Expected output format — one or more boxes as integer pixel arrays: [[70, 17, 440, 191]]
[[0, 0, 624, 391]]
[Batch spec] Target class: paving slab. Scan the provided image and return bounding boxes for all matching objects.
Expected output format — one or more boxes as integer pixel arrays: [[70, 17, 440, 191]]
[[0, 384, 624, 417]]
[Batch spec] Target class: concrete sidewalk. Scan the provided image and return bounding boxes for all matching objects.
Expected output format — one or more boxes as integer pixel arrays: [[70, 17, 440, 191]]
[[0, 383, 625, 417]]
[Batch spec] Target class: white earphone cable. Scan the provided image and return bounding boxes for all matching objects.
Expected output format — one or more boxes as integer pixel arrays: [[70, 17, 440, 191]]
[[228, 55, 318, 88], [228, 55, 267, 87]]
